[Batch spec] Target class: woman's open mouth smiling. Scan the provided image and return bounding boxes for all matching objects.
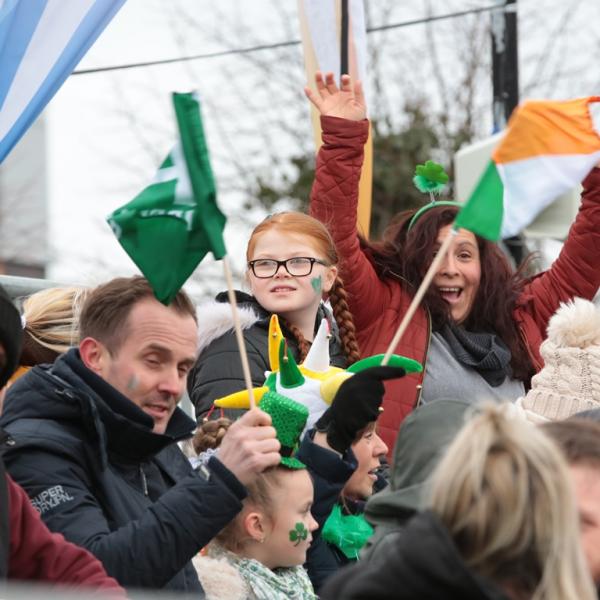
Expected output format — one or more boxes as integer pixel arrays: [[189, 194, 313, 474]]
[[438, 286, 463, 304]]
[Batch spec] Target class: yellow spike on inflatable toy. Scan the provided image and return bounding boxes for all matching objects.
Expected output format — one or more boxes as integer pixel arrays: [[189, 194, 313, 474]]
[[320, 372, 353, 406], [268, 315, 285, 371], [215, 386, 269, 409]]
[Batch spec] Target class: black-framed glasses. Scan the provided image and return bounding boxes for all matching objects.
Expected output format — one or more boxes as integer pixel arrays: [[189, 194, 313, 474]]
[[248, 257, 328, 278]]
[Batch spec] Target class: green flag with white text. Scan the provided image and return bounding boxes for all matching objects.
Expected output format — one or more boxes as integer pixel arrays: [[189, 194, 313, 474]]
[[108, 93, 226, 304], [454, 159, 504, 242]]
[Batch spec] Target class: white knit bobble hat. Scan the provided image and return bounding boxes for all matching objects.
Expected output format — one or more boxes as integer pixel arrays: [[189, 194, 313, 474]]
[[517, 297, 600, 422]]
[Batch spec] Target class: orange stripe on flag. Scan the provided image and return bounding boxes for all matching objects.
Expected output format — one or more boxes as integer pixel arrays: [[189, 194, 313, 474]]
[[494, 96, 600, 163]]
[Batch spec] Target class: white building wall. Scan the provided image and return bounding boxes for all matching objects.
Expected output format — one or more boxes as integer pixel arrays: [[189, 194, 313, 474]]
[[0, 117, 48, 277]]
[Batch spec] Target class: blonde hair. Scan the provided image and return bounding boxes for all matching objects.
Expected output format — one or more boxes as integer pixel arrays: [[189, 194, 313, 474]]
[[214, 466, 291, 553], [193, 419, 287, 553], [429, 403, 595, 600], [20, 287, 89, 365], [247, 212, 360, 364]]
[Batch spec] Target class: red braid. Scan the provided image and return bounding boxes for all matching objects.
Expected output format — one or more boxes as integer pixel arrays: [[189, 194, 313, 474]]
[[328, 276, 361, 365]]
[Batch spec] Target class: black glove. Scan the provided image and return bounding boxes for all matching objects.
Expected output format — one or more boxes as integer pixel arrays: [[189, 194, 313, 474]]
[[315, 366, 406, 453]]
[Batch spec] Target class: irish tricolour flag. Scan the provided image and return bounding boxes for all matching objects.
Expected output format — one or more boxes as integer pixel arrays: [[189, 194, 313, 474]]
[[467, 96, 600, 238]]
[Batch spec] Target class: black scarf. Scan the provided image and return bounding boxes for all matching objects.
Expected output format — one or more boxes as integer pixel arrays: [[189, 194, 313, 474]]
[[439, 323, 512, 387]]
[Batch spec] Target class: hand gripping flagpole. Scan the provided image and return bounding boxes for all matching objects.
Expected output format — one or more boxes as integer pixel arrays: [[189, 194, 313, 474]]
[[381, 228, 458, 365], [222, 256, 256, 409]]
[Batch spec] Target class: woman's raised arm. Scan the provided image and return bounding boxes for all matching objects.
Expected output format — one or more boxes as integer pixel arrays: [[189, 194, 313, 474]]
[[307, 73, 394, 332]]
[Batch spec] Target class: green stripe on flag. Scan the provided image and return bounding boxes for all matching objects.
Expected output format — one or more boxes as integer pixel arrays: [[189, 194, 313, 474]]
[[454, 159, 504, 242], [173, 92, 227, 259]]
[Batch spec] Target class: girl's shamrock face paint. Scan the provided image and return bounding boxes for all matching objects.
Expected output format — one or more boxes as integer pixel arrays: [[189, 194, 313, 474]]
[[311, 275, 322, 295], [289, 522, 309, 546], [254, 469, 318, 569]]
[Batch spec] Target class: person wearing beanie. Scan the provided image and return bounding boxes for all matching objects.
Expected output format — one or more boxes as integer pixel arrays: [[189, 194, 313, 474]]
[[516, 297, 600, 422], [0, 285, 23, 392]]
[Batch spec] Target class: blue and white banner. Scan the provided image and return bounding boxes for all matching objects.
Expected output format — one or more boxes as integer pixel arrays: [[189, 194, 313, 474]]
[[0, 0, 126, 163]]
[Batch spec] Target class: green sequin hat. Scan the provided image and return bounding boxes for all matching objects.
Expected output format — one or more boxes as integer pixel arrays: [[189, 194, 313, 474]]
[[259, 390, 309, 469]]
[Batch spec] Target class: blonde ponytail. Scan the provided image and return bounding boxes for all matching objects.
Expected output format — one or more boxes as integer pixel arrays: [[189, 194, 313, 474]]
[[429, 403, 595, 600]]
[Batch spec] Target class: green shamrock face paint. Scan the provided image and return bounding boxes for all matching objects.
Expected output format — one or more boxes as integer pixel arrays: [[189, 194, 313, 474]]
[[311, 275, 322, 294], [289, 522, 308, 546], [126, 374, 139, 391]]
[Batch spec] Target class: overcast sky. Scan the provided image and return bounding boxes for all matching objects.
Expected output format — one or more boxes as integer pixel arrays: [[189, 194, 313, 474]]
[[42, 0, 600, 297]]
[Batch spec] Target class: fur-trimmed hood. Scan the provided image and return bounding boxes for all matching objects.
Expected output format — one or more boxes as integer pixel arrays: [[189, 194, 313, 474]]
[[194, 290, 343, 356], [196, 293, 264, 354], [189, 291, 347, 421]]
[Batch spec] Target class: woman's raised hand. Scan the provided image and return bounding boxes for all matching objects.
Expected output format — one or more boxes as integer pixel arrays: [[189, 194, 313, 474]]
[[304, 71, 366, 121]]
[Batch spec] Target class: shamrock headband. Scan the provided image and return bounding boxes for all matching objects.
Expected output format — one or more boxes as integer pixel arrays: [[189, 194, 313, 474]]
[[407, 160, 461, 231], [407, 200, 462, 231]]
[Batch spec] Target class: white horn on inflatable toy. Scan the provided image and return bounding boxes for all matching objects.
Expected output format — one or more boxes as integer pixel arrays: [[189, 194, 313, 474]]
[[302, 318, 330, 372]]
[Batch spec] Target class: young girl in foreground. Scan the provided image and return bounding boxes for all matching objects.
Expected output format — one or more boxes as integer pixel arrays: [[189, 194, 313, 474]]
[[193, 394, 318, 600]]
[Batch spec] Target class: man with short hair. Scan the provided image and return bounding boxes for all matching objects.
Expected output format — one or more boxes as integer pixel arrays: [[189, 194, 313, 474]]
[[0, 276, 280, 593], [0, 283, 125, 593], [542, 418, 600, 583]]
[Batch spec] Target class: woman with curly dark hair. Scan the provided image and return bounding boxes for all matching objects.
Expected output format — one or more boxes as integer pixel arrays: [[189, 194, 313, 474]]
[[305, 72, 600, 451]]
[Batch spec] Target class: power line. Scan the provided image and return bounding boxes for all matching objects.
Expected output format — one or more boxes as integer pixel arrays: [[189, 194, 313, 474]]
[[72, 3, 504, 76]]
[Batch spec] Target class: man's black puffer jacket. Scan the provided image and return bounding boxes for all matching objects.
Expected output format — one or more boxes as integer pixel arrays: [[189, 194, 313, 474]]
[[0, 349, 247, 593]]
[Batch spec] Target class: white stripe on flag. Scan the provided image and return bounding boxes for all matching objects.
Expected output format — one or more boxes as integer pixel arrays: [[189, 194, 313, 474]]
[[0, 0, 95, 138], [171, 142, 195, 206], [500, 150, 600, 237], [590, 102, 600, 138], [0, 0, 125, 162], [151, 165, 178, 184]]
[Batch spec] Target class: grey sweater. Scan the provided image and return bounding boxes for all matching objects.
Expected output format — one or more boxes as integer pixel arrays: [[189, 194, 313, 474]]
[[420, 332, 524, 406]]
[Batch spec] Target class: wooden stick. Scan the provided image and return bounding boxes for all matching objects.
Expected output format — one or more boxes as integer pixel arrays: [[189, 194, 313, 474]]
[[222, 255, 256, 409], [382, 228, 458, 365]]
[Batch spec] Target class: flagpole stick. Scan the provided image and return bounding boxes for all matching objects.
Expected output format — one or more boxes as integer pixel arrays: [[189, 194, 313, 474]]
[[382, 228, 458, 365], [222, 255, 256, 409]]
